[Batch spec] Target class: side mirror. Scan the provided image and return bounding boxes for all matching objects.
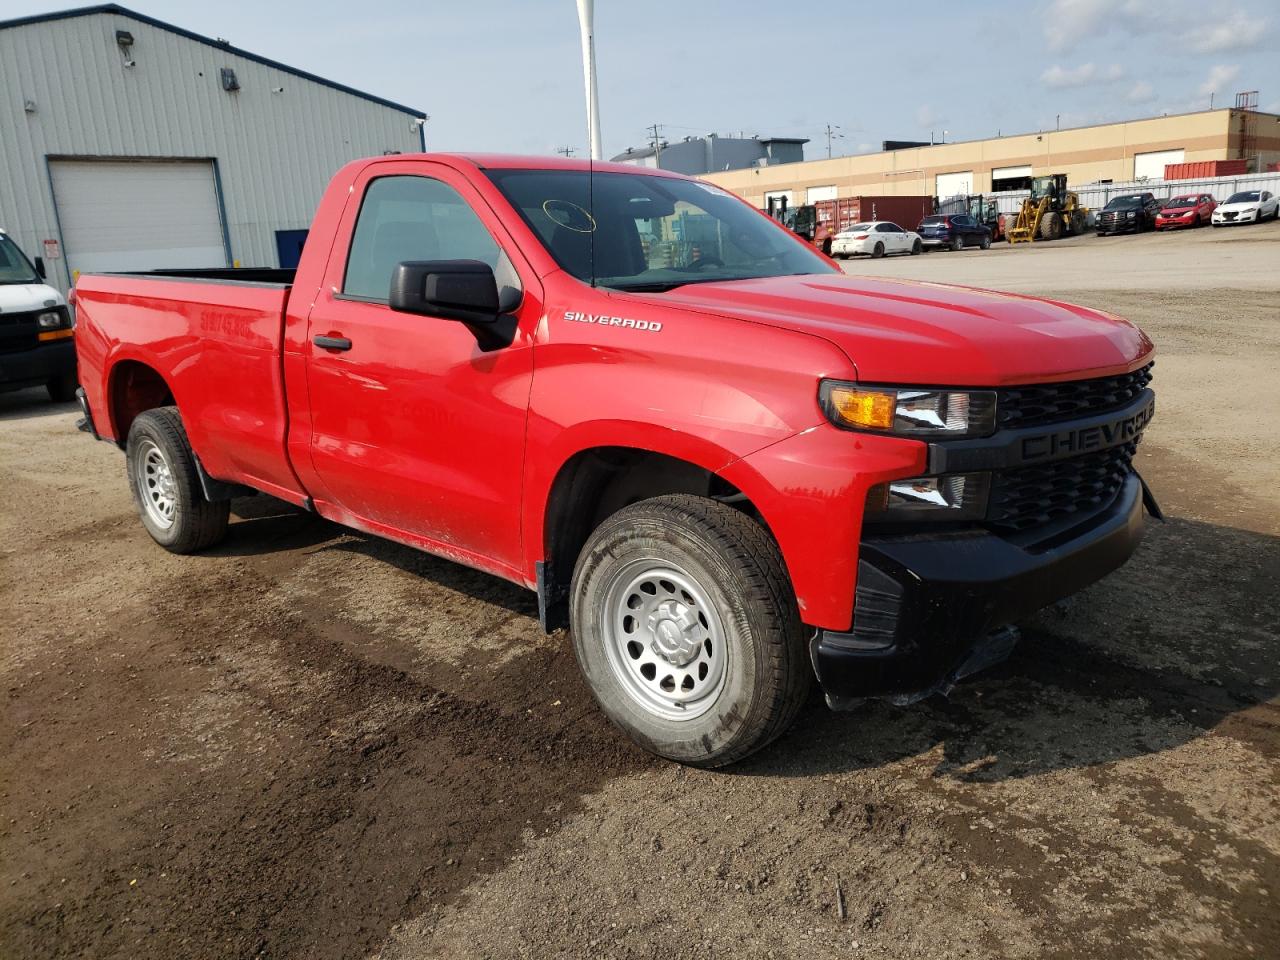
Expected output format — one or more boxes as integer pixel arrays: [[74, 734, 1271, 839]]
[[34, 256, 47, 280], [390, 259, 499, 324]]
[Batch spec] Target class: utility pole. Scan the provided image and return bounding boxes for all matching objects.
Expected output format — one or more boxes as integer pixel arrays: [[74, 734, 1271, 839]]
[[824, 123, 845, 159], [556, 146, 576, 158], [648, 122, 664, 164], [575, 0, 602, 160]]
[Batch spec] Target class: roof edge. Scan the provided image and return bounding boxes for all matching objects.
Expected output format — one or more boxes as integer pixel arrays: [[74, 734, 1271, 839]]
[[0, 4, 427, 118]]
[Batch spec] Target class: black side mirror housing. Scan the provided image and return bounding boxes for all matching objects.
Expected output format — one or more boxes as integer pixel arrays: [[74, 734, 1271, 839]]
[[389, 259, 517, 351], [34, 256, 47, 280], [390, 259, 498, 323]]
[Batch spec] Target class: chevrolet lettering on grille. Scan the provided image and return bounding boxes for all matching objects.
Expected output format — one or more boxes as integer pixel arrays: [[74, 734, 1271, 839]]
[[1020, 398, 1155, 462]]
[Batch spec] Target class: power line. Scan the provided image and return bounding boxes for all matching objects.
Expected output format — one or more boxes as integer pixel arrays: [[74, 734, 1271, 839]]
[[824, 123, 846, 159]]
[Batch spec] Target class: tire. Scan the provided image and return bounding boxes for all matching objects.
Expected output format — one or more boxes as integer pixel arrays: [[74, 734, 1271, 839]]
[[911, 239, 922, 255], [950, 235, 964, 252], [1038, 212, 1063, 241], [570, 494, 810, 768], [46, 371, 77, 403], [126, 407, 230, 553], [979, 234, 991, 250], [871, 242, 884, 259]]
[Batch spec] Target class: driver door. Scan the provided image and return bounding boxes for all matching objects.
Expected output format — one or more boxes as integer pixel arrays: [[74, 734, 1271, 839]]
[[302, 162, 539, 575]]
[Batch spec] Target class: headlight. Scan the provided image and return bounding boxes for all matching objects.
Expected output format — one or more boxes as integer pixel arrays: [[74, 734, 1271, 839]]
[[819, 381, 997, 437], [37, 310, 66, 328], [866, 472, 991, 523], [1125, 211, 1136, 218]]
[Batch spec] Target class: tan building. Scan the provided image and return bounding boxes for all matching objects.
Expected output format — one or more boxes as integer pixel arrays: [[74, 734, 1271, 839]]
[[702, 108, 1280, 208]]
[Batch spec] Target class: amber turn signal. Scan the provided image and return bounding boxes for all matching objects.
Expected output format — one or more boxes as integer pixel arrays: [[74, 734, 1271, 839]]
[[37, 328, 74, 342], [823, 385, 896, 430]]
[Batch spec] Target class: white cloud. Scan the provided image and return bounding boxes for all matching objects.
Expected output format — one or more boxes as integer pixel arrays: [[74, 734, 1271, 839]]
[[1045, 0, 1271, 53], [1127, 80, 1157, 103], [1040, 62, 1125, 88], [1194, 10, 1270, 53], [1199, 64, 1241, 97]]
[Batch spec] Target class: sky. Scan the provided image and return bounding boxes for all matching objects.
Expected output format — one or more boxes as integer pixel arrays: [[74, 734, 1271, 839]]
[[3, 0, 1278, 160]]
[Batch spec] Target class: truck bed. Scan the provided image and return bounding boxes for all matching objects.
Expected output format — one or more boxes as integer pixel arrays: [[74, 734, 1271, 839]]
[[74, 270, 308, 504]]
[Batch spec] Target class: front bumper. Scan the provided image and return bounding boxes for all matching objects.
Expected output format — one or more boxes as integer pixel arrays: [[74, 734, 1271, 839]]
[[814, 474, 1145, 707], [1213, 211, 1256, 224], [0, 340, 77, 392], [1156, 214, 1195, 229]]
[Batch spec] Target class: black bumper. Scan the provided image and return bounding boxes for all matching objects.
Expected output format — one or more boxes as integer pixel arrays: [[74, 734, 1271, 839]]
[[813, 474, 1145, 708], [0, 340, 76, 392]]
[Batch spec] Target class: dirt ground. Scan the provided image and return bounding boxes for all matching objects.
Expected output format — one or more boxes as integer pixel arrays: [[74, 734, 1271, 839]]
[[2, 221, 1278, 960]]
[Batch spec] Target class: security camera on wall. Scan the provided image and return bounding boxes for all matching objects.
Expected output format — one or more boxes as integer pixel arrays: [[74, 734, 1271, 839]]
[[123, 59, 136, 68]]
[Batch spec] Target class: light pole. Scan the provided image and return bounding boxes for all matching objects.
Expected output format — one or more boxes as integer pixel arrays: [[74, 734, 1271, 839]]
[[575, 0, 602, 160]]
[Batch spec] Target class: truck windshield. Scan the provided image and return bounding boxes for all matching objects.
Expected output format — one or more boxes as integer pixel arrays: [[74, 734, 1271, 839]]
[[484, 169, 837, 292], [0, 234, 41, 285], [1104, 196, 1145, 209]]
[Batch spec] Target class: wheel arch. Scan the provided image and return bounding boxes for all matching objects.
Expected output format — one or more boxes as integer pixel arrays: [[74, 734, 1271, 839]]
[[533, 440, 783, 633], [106, 357, 176, 448]]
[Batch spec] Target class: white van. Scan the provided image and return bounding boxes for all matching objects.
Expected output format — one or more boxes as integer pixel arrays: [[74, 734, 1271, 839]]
[[0, 230, 77, 402]]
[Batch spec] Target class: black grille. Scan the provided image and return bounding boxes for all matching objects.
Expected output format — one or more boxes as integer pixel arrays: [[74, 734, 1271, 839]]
[[0, 309, 40, 354], [997, 363, 1152, 430], [987, 442, 1137, 533]]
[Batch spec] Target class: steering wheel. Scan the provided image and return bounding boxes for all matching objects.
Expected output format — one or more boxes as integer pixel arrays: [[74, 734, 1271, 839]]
[[687, 254, 724, 270]]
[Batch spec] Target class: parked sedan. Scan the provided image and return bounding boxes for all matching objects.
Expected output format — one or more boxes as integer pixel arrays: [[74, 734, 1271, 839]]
[[1155, 193, 1216, 230], [917, 214, 991, 251], [830, 221, 923, 258], [1095, 193, 1161, 235], [1212, 190, 1279, 226]]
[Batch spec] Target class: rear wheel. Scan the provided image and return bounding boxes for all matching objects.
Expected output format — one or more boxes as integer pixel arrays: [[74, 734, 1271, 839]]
[[126, 407, 229, 553], [46, 372, 77, 403], [950, 235, 964, 252], [570, 495, 809, 767], [871, 242, 884, 259]]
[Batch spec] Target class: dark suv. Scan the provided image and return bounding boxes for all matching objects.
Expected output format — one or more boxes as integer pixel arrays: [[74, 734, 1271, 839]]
[[917, 214, 992, 251], [1095, 193, 1161, 235]]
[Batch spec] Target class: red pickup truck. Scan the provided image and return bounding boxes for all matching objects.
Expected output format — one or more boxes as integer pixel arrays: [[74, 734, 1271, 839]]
[[74, 154, 1157, 767]]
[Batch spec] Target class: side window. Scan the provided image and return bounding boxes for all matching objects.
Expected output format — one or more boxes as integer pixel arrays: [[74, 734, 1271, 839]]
[[875, 223, 895, 233], [343, 175, 507, 300]]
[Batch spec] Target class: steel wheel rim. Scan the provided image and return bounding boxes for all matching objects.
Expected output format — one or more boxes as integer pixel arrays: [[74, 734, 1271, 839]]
[[601, 559, 728, 722], [136, 439, 177, 529]]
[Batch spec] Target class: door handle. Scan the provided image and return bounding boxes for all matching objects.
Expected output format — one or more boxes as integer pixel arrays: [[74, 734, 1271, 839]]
[[313, 335, 352, 351]]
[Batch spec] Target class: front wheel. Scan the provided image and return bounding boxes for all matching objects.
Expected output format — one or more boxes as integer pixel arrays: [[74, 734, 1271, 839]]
[[979, 234, 991, 250], [126, 407, 230, 553], [911, 239, 922, 255], [570, 495, 810, 767]]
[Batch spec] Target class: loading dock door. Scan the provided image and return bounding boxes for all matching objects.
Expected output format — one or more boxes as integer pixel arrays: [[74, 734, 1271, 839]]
[[935, 171, 973, 199], [1133, 149, 1184, 181], [991, 164, 1033, 191], [49, 159, 228, 276]]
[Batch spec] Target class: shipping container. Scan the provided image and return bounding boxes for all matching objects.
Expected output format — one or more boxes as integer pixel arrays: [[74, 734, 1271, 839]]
[[1164, 160, 1248, 180], [811, 196, 934, 247]]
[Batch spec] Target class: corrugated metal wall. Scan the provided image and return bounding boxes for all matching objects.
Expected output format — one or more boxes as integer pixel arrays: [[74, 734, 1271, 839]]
[[0, 10, 423, 292]]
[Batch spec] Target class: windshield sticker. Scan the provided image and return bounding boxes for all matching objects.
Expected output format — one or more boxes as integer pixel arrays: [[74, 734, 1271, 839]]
[[543, 200, 596, 233], [563, 310, 662, 332]]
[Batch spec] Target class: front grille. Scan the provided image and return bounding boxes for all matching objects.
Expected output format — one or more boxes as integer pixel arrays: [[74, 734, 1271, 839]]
[[987, 442, 1137, 533], [997, 363, 1152, 430], [0, 309, 40, 354]]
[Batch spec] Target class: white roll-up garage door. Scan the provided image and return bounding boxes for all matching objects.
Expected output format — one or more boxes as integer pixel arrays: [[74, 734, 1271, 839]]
[[49, 159, 228, 275], [806, 185, 838, 203], [935, 171, 973, 199], [1133, 149, 1184, 181]]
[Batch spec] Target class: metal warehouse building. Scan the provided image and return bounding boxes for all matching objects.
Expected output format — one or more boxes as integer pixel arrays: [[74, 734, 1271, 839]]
[[703, 107, 1280, 209], [0, 4, 426, 294]]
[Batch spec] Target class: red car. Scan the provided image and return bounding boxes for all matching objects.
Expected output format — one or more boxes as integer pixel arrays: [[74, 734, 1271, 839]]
[[1155, 193, 1216, 230], [72, 153, 1157, 766]]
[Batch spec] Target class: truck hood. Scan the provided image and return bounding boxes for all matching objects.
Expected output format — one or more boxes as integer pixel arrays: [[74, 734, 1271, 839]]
[[0, 282, 65, 313], [655, 274, 1153, 385]]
